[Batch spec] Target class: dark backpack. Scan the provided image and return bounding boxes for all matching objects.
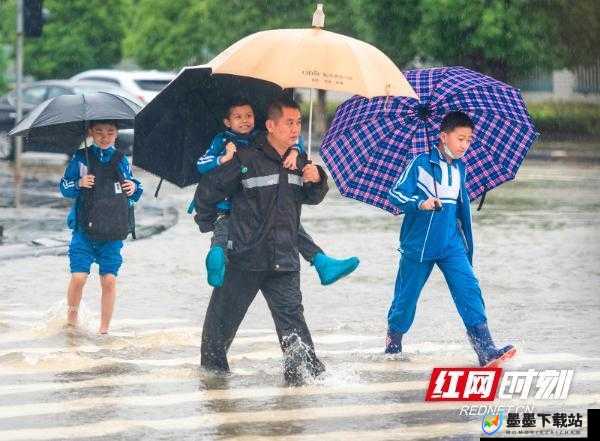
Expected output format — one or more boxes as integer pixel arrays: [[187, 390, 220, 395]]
[[78, 149, 136, 241]]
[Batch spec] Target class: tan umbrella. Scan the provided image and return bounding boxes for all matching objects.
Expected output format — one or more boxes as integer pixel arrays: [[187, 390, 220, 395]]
[[208, 4, 418, 154]]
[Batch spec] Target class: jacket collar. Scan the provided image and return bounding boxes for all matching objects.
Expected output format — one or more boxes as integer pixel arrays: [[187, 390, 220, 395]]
[[90, 143, 116, 152], [88, 144, 116, 162], [224, 129, 258, 145], [429, 143, 459, 167], [429, 143, 442, 165], [255, 132, 291, 163]]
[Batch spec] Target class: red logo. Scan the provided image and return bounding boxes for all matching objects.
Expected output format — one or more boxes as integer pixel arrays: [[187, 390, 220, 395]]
[[425, 367, 502, 401]]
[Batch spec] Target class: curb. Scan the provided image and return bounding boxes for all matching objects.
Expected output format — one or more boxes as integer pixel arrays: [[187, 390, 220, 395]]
[[527, 150, 600, 163], [0, 202, 179, 261]]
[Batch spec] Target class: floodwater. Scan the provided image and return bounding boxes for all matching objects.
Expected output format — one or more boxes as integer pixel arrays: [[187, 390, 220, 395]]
[[0, 158, 599, 440]]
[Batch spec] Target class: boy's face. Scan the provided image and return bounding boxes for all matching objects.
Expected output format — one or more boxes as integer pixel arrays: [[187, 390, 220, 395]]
[[266, 107, 301, 149], [224, 104, 255, 135], [441, 126, 473, 159], [88, 123, 118, 149]]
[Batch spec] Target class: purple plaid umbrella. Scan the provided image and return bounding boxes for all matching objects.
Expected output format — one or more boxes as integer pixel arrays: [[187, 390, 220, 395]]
[[320, 66, 539, 214]]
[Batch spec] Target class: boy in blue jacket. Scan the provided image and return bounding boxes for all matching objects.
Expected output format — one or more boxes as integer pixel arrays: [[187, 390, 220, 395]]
[[386, 111, 515, 367], [60, 120, 143, 334], [196, 97, 359, 288]]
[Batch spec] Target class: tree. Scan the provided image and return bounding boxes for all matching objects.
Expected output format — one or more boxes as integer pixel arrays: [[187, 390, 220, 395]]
[[124, 0, 365, 137], [411, 0, 560, 81], [23, 0, 129, 78], [0, 0, 16, 93], [355, 0, 421, 69], [0, 49, 9, 94], [1, 0, 130, 81], [551, 0, 600, 68], [124, 0, 364, 71]]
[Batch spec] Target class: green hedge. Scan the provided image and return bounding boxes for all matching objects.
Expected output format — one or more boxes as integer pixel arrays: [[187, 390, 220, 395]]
[[301, 100, 600, 138], [527, 102, 600, 137]]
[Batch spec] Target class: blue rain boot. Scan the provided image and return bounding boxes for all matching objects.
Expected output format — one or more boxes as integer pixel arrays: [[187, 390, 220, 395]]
[[466, 322, 516, 367], [312, 252, 360, 286], [385, 331, 403, 354], [206, 246, 226, 288]]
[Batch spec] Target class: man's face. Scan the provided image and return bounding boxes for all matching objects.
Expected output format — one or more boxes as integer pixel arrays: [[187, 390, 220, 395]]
[[224, 105, 255, 135], [88, 123, 118, 149], [267, 107, 301, 149], [441, 126, 473, 159]]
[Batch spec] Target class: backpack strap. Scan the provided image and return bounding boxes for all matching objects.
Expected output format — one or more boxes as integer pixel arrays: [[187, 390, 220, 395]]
[[109, 150, 137, 240], [109, 151, 125, 181]]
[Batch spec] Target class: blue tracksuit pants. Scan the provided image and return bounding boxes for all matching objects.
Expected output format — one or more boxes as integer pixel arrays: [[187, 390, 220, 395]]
[[388, 244, 487, 334]]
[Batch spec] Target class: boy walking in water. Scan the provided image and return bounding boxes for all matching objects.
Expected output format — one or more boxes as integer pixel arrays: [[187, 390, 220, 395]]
[[386, 111, 515, 367], [60, 120, 143, 334]]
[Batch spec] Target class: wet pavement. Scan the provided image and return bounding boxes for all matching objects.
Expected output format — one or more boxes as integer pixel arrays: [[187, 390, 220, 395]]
[[0, 156, 599, 440]]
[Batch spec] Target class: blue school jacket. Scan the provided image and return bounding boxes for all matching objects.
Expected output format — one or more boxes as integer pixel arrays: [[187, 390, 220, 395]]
[[387, 145, 474, 263]]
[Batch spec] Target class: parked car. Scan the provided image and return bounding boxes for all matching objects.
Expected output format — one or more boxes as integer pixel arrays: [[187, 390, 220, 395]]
[[70, 69, 175, 104], [0, 80, 143, 159]]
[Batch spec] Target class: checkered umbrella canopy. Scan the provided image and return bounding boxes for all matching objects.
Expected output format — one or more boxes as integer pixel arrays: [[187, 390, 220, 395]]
[[320, 66, 539, 214]]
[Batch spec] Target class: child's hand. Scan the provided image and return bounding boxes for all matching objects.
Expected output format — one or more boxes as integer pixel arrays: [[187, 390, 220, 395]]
[[283, 148, 299, 170], [220, 141, 237, 164], [122, 180, 136, 196], [419, 197, 442, 211], [78, 174, 95, 189]]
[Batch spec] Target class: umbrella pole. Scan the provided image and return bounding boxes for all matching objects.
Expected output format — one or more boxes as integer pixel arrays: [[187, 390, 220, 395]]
[[424, 125, 439, 199], [84, 138, 90, 166], [308, 88, 314, 158], [83, 121, 90, 167]]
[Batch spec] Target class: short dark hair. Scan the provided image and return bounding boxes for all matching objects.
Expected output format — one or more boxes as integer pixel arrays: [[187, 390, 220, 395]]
[[89, 119, 118, 128], [440, 111, 475, 133], [267, 95, 301, 121], [223, 96, 254, 119]]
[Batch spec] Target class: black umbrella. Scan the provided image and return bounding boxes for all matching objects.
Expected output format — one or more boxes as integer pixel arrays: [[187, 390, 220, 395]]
[[133, 65, 287, 189], [9, 92, 141, 157]]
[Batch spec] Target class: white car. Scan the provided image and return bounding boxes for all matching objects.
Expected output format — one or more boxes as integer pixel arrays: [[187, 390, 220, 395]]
[[70, 70, 175, 104]]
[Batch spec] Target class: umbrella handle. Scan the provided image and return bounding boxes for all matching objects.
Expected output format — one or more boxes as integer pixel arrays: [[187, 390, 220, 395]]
[[477, 191, 487, 211], [154, 178, 164, 198]]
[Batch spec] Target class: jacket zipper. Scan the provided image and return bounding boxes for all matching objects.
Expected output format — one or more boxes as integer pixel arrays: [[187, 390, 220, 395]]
[[420, 210, 435, 262]]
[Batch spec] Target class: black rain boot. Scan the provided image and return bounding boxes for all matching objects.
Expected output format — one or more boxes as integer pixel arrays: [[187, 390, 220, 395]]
[[384, 331, 403, 354]]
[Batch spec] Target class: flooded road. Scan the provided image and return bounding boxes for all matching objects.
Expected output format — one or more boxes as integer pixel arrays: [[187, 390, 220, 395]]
[[1, 159, 599, 440]]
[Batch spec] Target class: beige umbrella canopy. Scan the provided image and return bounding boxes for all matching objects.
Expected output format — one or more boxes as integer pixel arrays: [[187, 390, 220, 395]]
[[209, 28, 417, 99], [208, 4, 418, 154]]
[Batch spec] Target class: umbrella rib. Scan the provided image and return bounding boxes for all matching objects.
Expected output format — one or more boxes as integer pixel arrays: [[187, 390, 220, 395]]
[[326, 120, 418, 194], [428, 75, 518, 108], [447, 88, 532, 121], [331, 37, 378, 98], [9, 98, 53, 136], [96, 91, 142, 114], [466, 112, 538, 182], [467, 108, 538, 134]]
